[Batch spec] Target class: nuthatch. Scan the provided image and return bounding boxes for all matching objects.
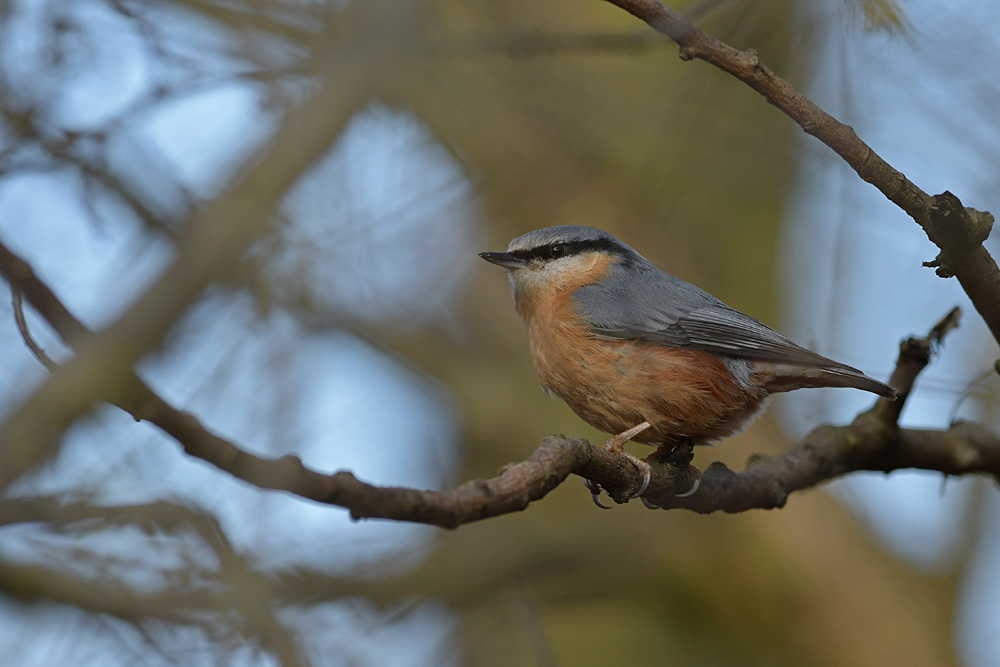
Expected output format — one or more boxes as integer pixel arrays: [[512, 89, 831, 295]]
[[480, 225, 896, 507]]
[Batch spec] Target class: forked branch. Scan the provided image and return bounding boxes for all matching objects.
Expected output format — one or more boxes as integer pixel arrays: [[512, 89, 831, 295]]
[[1, 242, 995, 528]]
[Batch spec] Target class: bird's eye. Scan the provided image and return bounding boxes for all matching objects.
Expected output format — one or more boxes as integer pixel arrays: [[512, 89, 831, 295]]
[[549, 244, 565, 259]]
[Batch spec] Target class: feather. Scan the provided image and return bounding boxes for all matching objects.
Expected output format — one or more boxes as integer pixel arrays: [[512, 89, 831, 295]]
[[573, 257, 896, 398]]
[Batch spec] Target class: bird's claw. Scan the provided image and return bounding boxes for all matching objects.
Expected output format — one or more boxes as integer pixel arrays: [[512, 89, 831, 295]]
[[640, 475, 699, 507], [620, 456, 653, 501], [591, 493, 611, 510], [641, 496, 661, 510], [636, 469, 651, 497], [674, 477, 701, 498], [584, 478, 611, 509], [603, 423, 654, 503]]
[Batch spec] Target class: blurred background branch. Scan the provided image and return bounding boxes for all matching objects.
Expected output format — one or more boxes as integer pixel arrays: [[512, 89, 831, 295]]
[[0, 496, 309, 667]]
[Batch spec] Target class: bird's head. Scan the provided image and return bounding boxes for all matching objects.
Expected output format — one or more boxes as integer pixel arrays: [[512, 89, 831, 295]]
[[479, 225, 637, 313]]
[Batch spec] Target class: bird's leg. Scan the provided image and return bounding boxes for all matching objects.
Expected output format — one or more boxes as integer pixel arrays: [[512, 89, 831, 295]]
[[605, 421, 652, 454], [602, 421, 653, 499], [584, 421, 654, 508]]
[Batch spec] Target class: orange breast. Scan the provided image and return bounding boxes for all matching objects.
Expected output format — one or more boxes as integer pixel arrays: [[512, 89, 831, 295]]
[[518, 271, 765, 446]]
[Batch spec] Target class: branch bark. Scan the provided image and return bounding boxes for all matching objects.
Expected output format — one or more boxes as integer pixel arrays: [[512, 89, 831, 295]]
[[2, 242, 997, 528], [599, 0, 1000, 345]]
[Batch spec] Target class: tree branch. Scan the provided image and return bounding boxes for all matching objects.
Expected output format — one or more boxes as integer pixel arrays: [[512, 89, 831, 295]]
[[0, 495, 309, 667], [599, 0, 1000, 345], [11, 287, 58, 372], [2, 241, 997, 528], [0, 52, 377, 492]]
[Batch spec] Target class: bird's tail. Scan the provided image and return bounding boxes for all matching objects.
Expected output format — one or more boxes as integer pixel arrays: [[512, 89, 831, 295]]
[[759, 361, 897, 399]]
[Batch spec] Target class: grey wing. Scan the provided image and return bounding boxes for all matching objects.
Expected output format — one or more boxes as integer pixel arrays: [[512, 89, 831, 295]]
[[588, 297, 831, 366], [571, 264, 809, 360], [636, 303, 835, 366], [572, 264, 896, 397]]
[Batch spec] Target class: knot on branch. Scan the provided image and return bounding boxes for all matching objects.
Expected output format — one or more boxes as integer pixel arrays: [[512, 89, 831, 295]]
[[929, 191, 994, 251], [921, 254, 953, 278], [850, 410, 899, 452], [924, 193, 993, 277]]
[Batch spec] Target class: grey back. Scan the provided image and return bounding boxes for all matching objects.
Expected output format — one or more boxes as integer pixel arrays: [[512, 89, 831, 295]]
[[571, 240, 855, 370]]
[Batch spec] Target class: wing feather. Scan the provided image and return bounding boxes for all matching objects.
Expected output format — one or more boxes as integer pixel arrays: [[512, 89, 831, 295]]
[[573, 263, 871, 373]]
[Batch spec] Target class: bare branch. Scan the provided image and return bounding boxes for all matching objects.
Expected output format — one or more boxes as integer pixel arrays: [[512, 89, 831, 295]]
[[0, 495, 308, 667], [0, 558, 210, 623], [1, 241, 996, 528], [11, 287, 58, 372], [0, 52, 376, 491], [874, 306, 961, 424], [643, 421, 1000, 512], [600, 0, 1000, 345]]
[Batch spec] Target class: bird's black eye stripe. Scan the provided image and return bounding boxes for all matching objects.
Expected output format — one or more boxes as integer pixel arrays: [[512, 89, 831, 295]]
[[508, 238, 631, 263]]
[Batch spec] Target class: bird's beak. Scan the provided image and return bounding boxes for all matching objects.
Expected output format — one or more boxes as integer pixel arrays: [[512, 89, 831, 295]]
[[479, 251, 528, 269]]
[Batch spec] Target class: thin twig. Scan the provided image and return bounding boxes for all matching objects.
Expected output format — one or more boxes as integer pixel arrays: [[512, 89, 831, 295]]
[[948, 361, 1000, 425], [875, 306, 961, 424], [11, 287, 58, 371]]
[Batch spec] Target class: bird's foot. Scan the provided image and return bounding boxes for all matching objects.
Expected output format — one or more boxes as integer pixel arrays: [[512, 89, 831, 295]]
[[584, 478, 611, 509], [647, 440, 695, 466], [583, 422, 653, 508], [640, 475, 700, 509], [674, 477, 701, 498], [641, 496, 662, 510], [591, 422, 652, 504], [640, 439, 700, 503]]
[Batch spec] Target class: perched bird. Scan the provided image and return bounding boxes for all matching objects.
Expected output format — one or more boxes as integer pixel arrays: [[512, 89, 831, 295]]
[[479, 225, 896, 505]]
